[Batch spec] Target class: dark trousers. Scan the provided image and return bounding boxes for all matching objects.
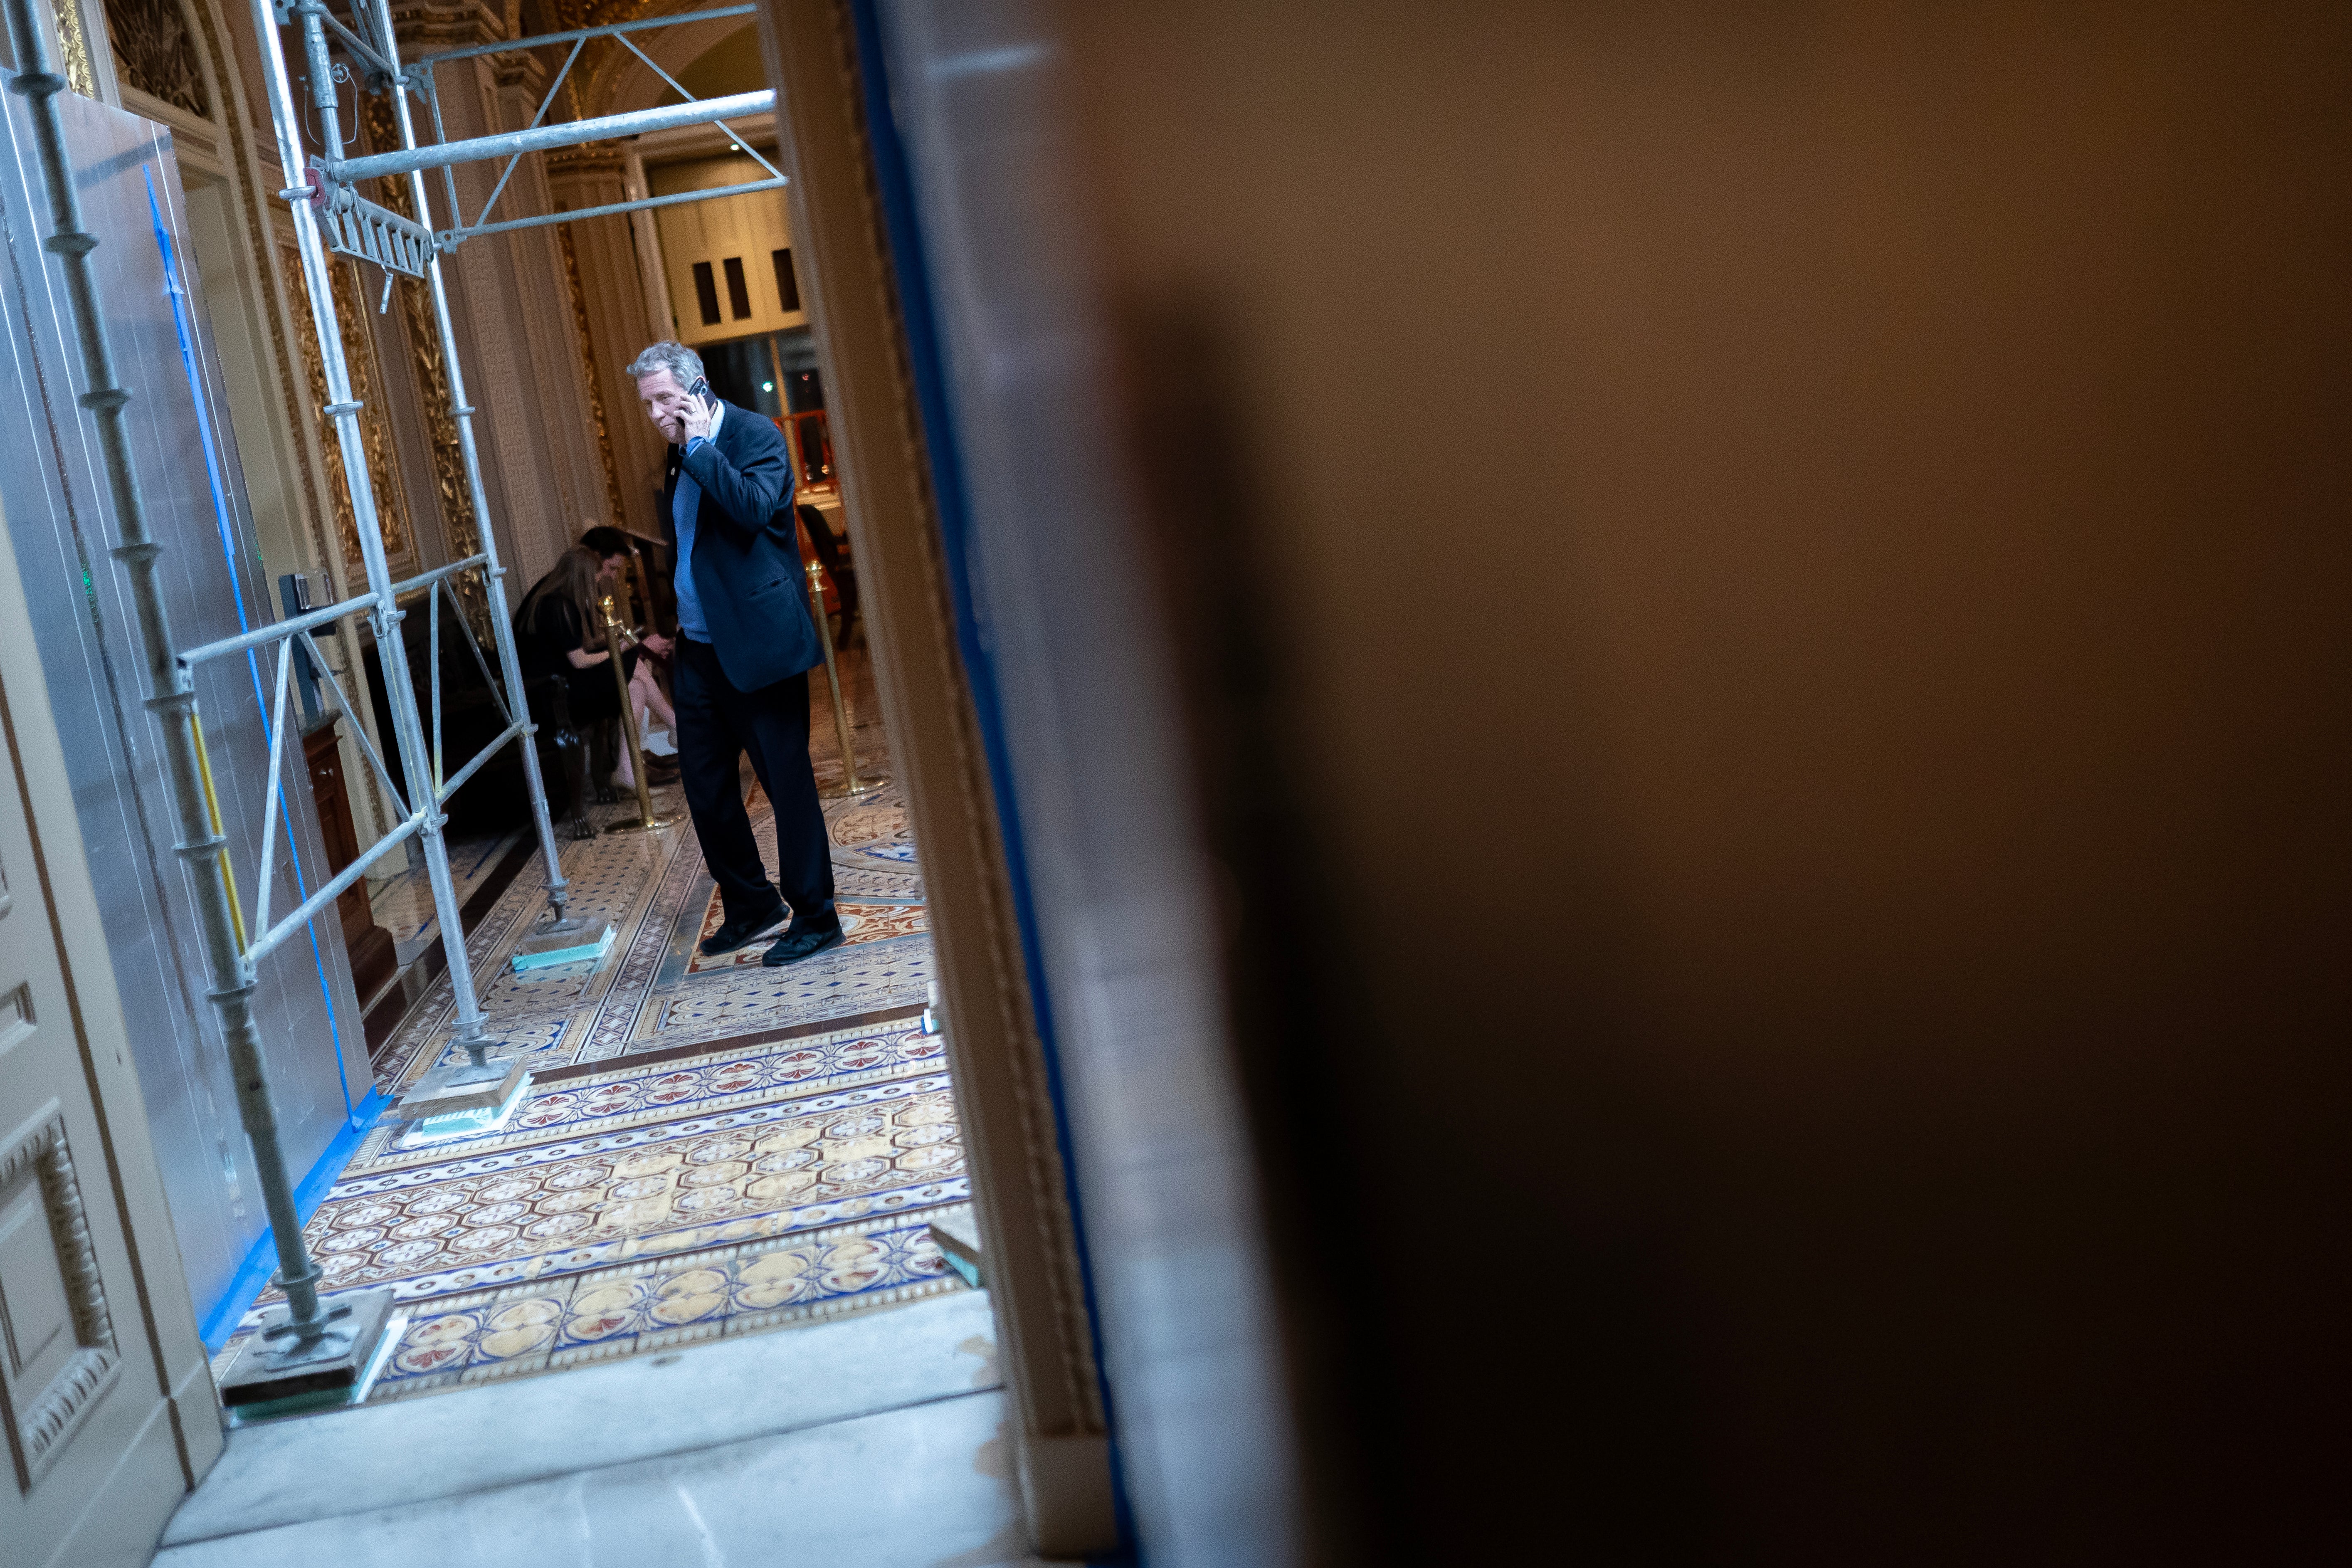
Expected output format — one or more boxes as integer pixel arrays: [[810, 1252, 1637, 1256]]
[[674, 637, 837, 930]]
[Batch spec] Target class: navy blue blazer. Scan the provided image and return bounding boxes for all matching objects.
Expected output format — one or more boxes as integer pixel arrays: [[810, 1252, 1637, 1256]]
[[660, 400, 819, 691]]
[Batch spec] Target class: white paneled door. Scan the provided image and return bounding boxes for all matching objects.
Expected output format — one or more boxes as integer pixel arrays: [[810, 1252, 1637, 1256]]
[[0, 503, 222, 1565]]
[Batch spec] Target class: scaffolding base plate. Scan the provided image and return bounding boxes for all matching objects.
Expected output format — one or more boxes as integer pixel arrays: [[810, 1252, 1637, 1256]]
[[225, 1308, 407, 1425], [217, 1287, 397, 1408], [927, 1211, 985, 1289], [512, 916, 617, 970], [397, 1069, 533, 1148], [396, 1057, 529, 1121]]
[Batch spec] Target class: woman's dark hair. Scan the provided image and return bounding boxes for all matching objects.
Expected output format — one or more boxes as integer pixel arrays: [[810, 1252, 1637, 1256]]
[[578, 525, 635, 561], [520, 546, 607, 643]]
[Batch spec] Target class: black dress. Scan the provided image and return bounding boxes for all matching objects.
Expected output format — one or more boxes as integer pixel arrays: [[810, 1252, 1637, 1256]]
[[516, 593, 619, 722]]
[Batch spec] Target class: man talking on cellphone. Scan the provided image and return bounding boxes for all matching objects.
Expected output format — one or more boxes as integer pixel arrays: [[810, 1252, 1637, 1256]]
[[627, 340, 841, 966]]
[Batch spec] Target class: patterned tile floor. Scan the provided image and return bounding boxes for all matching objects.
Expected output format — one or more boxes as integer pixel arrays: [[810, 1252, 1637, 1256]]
[[222, 649, 968, 1407], [326, 1028, 960, 1296], [367, 778, 935, 1087], [359, 1210, 967, 1403], [369, 647, 922, 1089]]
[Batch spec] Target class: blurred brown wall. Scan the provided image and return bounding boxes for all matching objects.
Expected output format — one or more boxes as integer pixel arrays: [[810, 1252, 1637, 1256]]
[[1061, 2, 2349, 1558]]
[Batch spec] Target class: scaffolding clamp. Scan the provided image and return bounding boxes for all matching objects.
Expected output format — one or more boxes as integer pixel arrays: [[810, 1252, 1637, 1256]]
[[311, 165, 436, 279]]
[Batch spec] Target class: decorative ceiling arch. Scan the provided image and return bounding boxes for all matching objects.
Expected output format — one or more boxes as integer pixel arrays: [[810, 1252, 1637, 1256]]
[[562, 0, 760, 120]]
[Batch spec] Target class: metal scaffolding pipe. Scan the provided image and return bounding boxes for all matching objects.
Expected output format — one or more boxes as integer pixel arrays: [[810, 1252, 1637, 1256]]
[[2, 0, 347, 1363], [444, 178, 787, 247], [296, 1, 396, 83], [325, 90, 775, 185], [253, 0, 505, 1081], [434, 719, 529, 808], [387, 551, 491, 598], [375, 0, 575, 935], [177, 588, 380, 666], [247, 812, 423, 967]]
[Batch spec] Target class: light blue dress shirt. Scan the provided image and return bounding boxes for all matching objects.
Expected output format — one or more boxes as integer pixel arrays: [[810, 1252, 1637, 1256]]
[[672, 402, 723, 640]]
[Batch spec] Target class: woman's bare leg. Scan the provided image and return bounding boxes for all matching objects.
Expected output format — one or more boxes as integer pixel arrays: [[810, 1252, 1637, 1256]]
[[632, 662, 676, 730]]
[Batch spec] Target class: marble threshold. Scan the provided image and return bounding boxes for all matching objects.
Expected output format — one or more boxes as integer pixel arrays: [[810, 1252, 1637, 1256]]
[[158, 1291, 1071, 1567]]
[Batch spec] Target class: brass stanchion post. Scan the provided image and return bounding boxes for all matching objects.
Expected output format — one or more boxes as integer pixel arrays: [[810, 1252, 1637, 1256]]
[[600, 593, 677, 831], [810, 559, 885, 798]]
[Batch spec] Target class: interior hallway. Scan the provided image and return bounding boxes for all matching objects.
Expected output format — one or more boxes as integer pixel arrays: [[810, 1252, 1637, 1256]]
[[204, 647, 969, 1406], [157, 648, 1060, 1563]]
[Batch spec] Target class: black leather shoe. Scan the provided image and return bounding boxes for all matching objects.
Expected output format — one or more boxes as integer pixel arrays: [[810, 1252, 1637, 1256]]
[[762, 921, 846, 967], [700, 903, 787, 957]]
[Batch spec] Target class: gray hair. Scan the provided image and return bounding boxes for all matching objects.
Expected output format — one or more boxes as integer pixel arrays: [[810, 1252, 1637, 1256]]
[[626, 340, 704, 386]]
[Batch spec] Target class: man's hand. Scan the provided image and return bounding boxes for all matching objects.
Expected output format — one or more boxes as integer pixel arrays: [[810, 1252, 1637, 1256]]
[[639, 366, 718, 447], [676, 394, 716, 447], [641, 632, 674, 656]]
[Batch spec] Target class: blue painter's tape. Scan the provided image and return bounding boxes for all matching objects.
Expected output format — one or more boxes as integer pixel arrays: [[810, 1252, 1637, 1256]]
[[199, 1085, 387, 1351]]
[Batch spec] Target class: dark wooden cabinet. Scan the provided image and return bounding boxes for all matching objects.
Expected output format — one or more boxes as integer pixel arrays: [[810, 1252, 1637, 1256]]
[[304, 714, 396, 1003]]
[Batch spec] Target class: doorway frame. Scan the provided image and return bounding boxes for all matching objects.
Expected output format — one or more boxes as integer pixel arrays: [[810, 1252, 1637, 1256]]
[[755, 1, 1120, 1555]]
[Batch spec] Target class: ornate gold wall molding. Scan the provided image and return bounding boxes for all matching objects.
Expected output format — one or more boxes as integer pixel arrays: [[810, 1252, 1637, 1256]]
[[283, 244, 419, 589], [392, 300, 491, 626], [101, 0, 206, 116], [273, 81, 421, 583], [184, 0, 334, 590], [278, 248, 358, 580], [326, 257, 418, 569], [358, 93, 489, 632], [49, 0, 96, 98], [183, 0, 388, 834]]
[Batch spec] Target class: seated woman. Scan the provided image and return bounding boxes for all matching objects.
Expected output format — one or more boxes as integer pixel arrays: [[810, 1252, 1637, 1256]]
[[516, 545, 672, 791], [579, 525, 676, 752]]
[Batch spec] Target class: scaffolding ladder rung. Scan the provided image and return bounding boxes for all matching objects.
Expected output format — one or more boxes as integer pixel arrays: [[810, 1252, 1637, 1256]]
[[319, 184, 434, 279]]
